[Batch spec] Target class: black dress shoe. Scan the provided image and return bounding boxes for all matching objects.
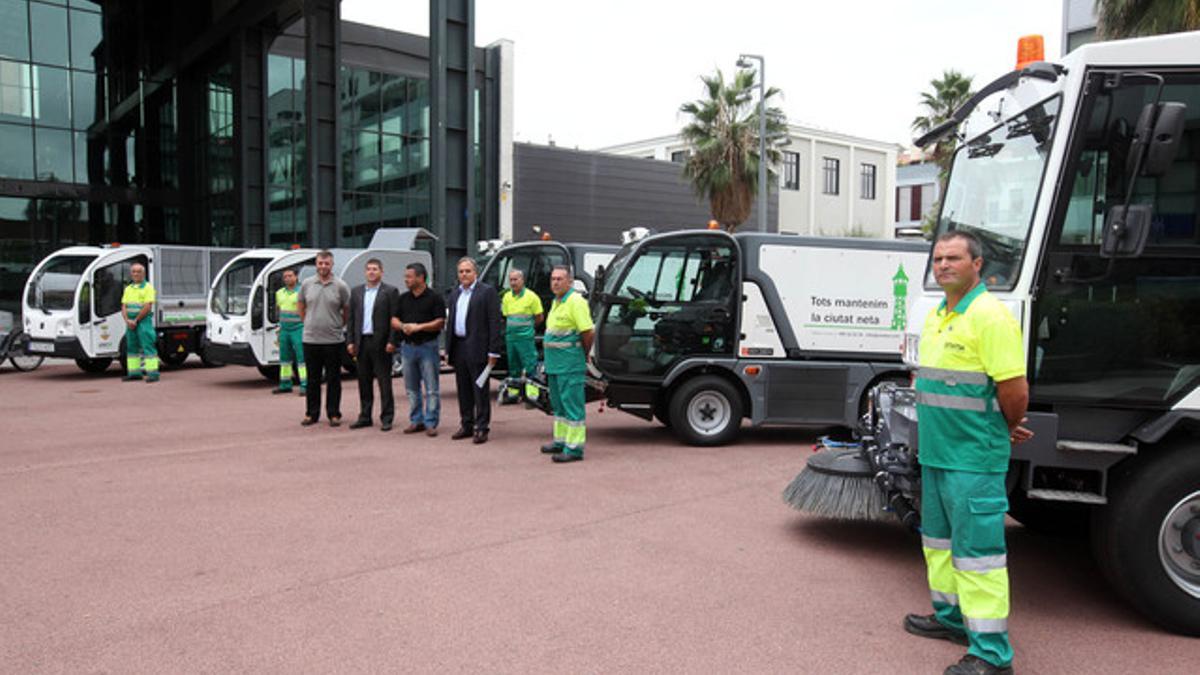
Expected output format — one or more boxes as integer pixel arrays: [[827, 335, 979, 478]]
[[903, 614, 969, 646], [451, 427, 473, 440], [301, 416, 318, 426], [473, 431, 488, 444], [551, 452, 583, 463], [540, 443, 561, 454], [349, 419, 372, 429], [944, 654, 1012, 675], [380, 422, 393, 432]]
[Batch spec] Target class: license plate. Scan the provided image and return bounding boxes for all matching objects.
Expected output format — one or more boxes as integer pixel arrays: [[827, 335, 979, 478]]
[[27, 341, 54, 353]]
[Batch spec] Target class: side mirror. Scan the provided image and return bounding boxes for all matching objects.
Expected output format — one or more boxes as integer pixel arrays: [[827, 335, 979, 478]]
[[1143, 102, 1186, 176], [1100, 204, 1152, 258]]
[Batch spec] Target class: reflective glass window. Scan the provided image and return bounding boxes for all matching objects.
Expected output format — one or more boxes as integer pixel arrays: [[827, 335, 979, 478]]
[[71, 69, 94, 127], [35, 126, 73, 181], [33, 65, 71, 128], [73, 129, 88, 182], [0, 0, 30, 61], [30, 2, 69, 67], [0, 59, 33, 123], [69, 8, 101, 70], [0, 122, 34, 178]]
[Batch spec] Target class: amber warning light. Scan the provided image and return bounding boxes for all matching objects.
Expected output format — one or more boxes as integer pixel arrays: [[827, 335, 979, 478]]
[[1016, 34, 1044, 71]]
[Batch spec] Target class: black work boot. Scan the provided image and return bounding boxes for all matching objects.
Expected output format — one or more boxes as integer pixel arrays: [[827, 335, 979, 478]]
[[903, 613, 969, 646], [540, 443, 561, 454], [944, 654, 1012, 675]]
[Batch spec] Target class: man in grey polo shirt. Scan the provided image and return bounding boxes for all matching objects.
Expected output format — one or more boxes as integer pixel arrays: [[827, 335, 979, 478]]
[[297, 250, 352, 427]]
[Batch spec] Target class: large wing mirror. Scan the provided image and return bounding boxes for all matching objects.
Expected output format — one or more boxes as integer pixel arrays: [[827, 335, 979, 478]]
[[1102, 100, 1187, 259]]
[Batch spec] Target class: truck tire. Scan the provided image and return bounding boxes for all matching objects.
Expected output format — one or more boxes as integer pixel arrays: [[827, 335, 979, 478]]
[[669, 375, 743, 446], [257, 365, 279, 381], [199, 348, 224, 368], [75, 357, 113, 373], [162, 350, 188, 368], [1091, 443, 1200, 636]]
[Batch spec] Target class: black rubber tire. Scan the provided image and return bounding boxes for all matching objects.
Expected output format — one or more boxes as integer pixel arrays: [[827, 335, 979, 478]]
[[1007, 489, 1089, 537], [668, 375, 743, 447], [199, 348, 224, 368], [257, 365, 279, 381], [161, 350, 188, 368], [1090, 444, 1200, 636], [75, 357, 114, 373]]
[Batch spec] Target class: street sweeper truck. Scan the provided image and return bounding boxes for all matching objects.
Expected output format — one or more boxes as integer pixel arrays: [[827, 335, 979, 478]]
[[204, 228, 434, 380], [21, 244, 242, 372], [785, 31, 1200, 635], [591, 229, 929, 445]]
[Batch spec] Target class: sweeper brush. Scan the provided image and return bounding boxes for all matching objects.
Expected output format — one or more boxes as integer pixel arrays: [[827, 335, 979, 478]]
[[781, 446, 890, 522]]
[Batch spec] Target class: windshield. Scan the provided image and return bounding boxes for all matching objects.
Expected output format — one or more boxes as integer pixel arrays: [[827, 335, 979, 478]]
[[930, 95, 1061, 290], [211, 258, 271, 316], [26, 254, 95, 311], [602, 242, 638, 296]]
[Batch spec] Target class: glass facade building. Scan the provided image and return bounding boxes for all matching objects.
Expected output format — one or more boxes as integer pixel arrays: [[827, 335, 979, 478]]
[[0, 1, 503, 323]]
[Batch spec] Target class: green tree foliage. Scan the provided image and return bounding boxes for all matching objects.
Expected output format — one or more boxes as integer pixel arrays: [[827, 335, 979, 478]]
[[679, 68, 788, 232], [911, 69, 975, 176], [1096, 0, 1200, 38]]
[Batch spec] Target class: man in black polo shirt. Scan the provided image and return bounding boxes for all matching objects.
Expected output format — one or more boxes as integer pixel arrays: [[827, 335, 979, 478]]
[[392, 262, 446, 436]]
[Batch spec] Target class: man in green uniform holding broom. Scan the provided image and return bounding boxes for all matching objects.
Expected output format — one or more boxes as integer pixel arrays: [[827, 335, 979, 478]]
[[540, 265, 593, 464], [274, 268, 307, 395], [903, 230, 1032, 675], [121, 262, 159, 383]]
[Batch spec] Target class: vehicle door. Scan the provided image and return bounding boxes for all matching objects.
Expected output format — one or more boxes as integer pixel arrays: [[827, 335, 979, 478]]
[[480, 243, 570, 370], [594, 233, 739, 380], [261, 253, 317, 364], [87, 250, 151, 357], [1032, 70, 1200, 416]]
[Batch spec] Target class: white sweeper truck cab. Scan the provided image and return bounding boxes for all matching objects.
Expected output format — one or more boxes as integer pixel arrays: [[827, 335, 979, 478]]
[[591, 228, 929, 445], [204, 228, 435, 380], [22, 244, 243, 372], [787, 32, 1200, 635]]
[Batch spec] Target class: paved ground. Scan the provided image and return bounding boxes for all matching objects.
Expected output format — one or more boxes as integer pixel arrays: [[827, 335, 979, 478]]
[[1, 359, 1196, 673]]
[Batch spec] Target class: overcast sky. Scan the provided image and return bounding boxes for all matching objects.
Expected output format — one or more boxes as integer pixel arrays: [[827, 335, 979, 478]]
[[342, 0, 1064, 150]]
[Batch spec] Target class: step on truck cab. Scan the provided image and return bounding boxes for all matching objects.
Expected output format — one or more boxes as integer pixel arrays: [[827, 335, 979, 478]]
[[593, 229, 929, 445], [204, 228, 435, 379], [22, 244, 242, 372], [808, 32, 1200, 635]]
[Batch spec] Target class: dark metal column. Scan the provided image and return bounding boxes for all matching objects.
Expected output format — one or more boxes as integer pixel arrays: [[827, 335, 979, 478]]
[[430, 0, 475, 277], [481, 44, 500, 241], [303, 0, 341, 247], [233, 26, 269, 247]]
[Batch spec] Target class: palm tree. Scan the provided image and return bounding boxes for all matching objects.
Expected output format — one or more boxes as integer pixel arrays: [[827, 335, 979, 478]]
[[679, 68, 787, 232], [1096, 0, 1200, 38], [911, 70, 974, 175]]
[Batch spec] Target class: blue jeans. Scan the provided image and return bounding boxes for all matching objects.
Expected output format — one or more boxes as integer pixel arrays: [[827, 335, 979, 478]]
[[402, 341, 440, 428]]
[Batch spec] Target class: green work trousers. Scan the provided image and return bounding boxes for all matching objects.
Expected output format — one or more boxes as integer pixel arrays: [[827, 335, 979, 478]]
[[125, 317, 158, 378], [921, 465, 1013, 668], [548, 371, 586, 456], [278, 324, 307, 391], [506, 333, 539, 400]]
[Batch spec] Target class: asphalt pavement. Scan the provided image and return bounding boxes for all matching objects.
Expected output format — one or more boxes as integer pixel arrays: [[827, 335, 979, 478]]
[[1, 359, 1196, 673]]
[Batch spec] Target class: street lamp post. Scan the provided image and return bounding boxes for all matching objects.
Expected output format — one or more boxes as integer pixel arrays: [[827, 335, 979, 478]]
[[738, 53, 767, 232]]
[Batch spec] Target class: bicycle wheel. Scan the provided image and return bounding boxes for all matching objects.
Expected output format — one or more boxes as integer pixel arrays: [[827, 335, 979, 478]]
[[7, 331, 46, 372]]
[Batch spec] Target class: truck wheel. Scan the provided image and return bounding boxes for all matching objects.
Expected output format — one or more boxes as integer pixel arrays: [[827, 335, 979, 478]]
[[162, 350, 188, 368], [257, 365, 279, 381], [1007, 489, 1089, 537], [75, 357, 113, 373], [199, 348, 224, 368], [1091, 444, 1200, 635], [669, 375, 743, 446]]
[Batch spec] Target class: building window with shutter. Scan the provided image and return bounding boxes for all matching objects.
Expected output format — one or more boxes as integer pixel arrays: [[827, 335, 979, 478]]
[[782, 151, 800, 190], [670, 149, 689, 163], [822, 157, 839, 195], [860, 163, 876, 200]]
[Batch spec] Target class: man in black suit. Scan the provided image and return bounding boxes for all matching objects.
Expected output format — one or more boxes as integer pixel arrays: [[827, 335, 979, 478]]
[[445, 257, 502, 444], [347, 258, 401, 431]]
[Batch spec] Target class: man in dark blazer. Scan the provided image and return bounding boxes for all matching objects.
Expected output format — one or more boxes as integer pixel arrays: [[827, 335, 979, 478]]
[[347, 258, 401, 431], [445, 256, 502, 444]]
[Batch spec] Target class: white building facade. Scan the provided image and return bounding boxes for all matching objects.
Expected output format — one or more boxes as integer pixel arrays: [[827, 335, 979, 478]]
[[895, 161, 941, 232], [598, 125, 900, 238]]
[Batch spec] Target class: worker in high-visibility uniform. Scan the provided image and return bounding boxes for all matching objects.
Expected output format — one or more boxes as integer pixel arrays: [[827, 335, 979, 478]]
[[121, 262, 159, 382], [540, 265, 594, 464], [500, 268, 544, 404], [903, 230, 1031, 675], [274, 268, 307, 395]]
